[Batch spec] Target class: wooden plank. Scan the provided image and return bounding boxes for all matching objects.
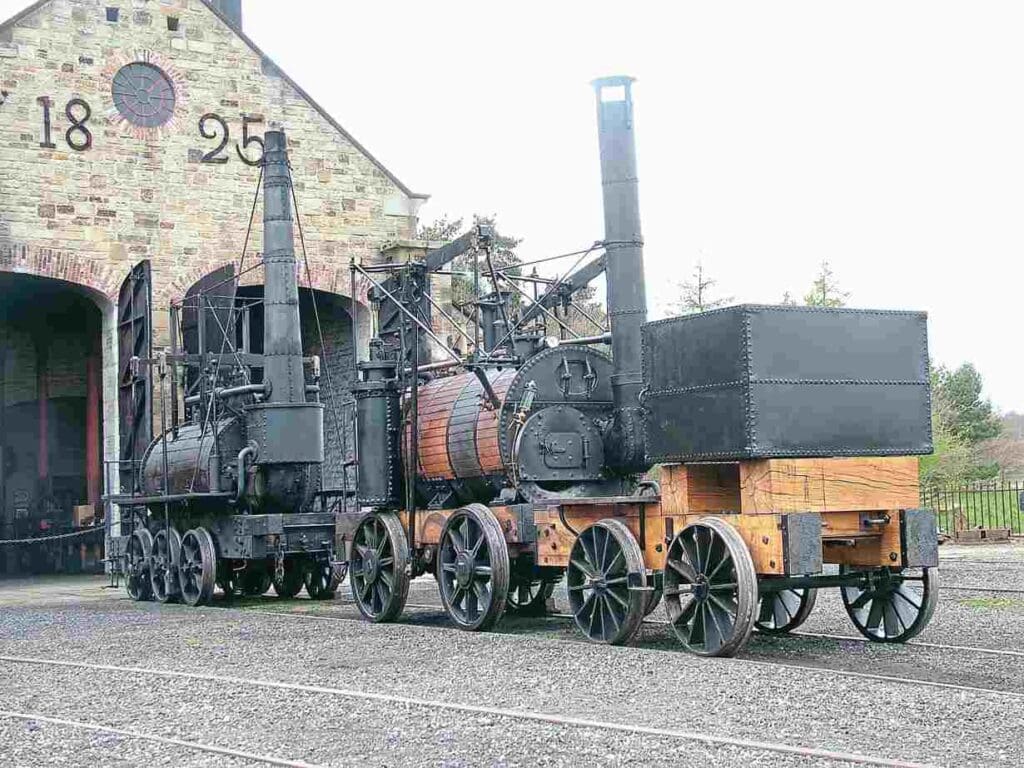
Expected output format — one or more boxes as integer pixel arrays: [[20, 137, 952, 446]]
[[686, 464, 741, 513], [739, 457, 919, 515], [401, 505, 528, 547], [820, 509, 903, 567]]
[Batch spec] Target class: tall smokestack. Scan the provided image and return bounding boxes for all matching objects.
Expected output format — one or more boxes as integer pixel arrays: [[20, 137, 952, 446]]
[[593, 76, 648, 472], [210, 0, 242, 31], [261, 130, 305, 403]]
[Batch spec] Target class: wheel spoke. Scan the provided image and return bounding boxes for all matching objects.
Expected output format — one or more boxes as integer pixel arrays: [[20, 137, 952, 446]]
[[570, 557, 598, 580], [848, 588, 873, 611], [604, 586, 629, 610], [602, 594, 621, 634]]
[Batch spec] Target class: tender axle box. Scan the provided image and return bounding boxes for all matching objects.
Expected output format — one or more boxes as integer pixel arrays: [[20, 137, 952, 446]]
[[641, 305, 932, 462]]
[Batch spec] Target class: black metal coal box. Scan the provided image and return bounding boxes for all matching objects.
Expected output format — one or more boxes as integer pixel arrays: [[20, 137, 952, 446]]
[[641, 305, 932, 462]]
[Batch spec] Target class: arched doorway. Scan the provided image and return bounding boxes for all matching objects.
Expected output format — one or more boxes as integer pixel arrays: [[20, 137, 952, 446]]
[[180, 265, 368, 502], [0, 272, 107, 575]]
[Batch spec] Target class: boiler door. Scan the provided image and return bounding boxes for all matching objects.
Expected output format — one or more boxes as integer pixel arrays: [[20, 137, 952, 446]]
[[515, 406, 604, 483]]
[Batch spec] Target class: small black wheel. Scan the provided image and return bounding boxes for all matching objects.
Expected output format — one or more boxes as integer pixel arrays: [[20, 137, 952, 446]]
[[272, 559, 304, 599], [840, 566, 939, 642], [507, 578, 557, 616], [305, 558, 340, 600], [240, 567, 272, 597], [567, 518, 646, 645], [180, 527, 216, 607], [755, 585, 817, 635], [350, 512, 410, 622], [125, 528, 154, 602], [663, 517, 758, 657], [150, 528, 182, 604], [437, 504, 510, 631]]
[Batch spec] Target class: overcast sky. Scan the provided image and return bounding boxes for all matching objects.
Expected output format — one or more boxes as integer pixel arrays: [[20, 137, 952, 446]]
[[5, 1, 1023, 411]]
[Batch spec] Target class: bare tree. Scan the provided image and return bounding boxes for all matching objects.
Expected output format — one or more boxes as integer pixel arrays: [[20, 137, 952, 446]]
[[674, 261, 733, 314]]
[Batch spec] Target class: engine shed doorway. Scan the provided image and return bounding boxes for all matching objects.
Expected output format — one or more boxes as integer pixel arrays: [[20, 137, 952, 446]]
[[0, 272, 106, 576]]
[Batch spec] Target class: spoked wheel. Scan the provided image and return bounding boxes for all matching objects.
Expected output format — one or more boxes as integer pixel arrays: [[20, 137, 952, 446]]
[[506, 578, 557, 616], [125, 528, 154, 602], [240, 568, 272, 597], [272, 559, 304, 599], [566, 518, 646, 645], [350, 512, 410, 622], [663, 517, 758, 657], [150, 528, 182, 604], [304, 558, 340, 600], [179, 527, 217, 607], [756, 585, 817, 635], [840, 566, 939, 642], [437, 503, 510, 631]]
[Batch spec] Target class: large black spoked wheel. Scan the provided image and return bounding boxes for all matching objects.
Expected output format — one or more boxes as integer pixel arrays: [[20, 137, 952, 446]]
[[272, 559, 305, 599], [179, 527, 217, 607], [125, 528, 154, 602], [437, 503, 510, 631], [305, 558, 341, 600], [663, 517, 759, 657], [150, 528, 182, 604], [567, 518, 646, 645], [350, 512, 410, 623], [755, 585, 817, 635], [840, 566, 939, 643], [507, 578, 557, 616]]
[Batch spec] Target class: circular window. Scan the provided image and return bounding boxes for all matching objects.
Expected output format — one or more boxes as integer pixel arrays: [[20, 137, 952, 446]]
[[111, 62, 176, 128]]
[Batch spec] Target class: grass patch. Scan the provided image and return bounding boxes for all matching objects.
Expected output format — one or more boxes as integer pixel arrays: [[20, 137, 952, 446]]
[[958, 596, 1024, 610]]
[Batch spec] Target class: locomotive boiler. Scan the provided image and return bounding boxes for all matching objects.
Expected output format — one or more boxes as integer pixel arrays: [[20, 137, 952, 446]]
[[342, 76, 940, 654]]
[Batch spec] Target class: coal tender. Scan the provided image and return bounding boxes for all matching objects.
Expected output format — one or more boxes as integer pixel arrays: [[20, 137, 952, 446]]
[[344, 77, 939, 655], [109, 131, 341, 606]]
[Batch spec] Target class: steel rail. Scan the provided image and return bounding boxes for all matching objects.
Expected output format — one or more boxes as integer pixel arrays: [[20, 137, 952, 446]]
[[389, 598, 1024, 660], [0, 655, 938, 768], [0, 709, 322, 768], [235, 605, 1024, 701]]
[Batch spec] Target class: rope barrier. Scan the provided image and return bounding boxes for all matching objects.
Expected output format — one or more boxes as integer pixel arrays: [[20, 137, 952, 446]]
[[0, 527, 104, 546]]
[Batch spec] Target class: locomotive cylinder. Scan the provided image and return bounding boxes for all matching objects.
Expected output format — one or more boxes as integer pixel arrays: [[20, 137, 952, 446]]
[[354, 340, 402, 507]]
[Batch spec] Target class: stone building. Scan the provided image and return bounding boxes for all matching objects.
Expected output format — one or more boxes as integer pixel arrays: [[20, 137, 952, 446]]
[[0, 0, 429, 573]]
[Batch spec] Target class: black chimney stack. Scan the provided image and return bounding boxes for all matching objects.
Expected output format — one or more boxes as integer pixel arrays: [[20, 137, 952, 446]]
[[593, 75, 648, 473]]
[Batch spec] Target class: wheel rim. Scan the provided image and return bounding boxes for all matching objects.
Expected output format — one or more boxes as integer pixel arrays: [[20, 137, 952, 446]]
[[350, 512, 409, 622], [272, 560, 304, 599], [566, 519, 645, 645], [305, 560, 338, 599], [663, 518, 758, 657], [840, 566, 938, 642], [756, 587, 817, 635], [150, 528, 181, 603], [179, 528, 216, 607], [125, 529, 153, 601], [437, 505, 509, 631], [507, 579, 554, 614]]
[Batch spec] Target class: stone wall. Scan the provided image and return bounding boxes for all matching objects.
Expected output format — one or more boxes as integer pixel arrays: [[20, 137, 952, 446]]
[[0, 0, 424, 485]]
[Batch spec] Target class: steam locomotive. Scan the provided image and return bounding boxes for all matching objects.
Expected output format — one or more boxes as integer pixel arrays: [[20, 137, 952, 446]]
[[110, 77, 939, 657]]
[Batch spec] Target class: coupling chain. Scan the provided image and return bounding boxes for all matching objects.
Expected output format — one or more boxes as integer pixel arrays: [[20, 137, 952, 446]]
[[0, 527, 104, 546]]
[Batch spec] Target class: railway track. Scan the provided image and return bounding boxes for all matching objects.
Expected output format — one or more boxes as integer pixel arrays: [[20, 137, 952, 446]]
[[0, 654, 943, 768], [234, 602, 1024, 701], [0, 709, 321, 767]]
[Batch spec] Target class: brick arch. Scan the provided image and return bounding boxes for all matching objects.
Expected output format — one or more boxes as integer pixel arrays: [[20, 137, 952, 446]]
[[0, 244, 118, 307], [170, 257, 372, 306]]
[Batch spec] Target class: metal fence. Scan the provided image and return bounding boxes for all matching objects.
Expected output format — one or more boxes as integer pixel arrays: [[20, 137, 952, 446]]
[[921, 480, 1024, 535]]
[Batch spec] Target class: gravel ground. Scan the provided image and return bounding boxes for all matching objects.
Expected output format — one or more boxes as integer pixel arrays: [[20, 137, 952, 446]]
[[0, 664, 862, 768], [0, 544, 1021, 767], [0, 718, 262, 768]]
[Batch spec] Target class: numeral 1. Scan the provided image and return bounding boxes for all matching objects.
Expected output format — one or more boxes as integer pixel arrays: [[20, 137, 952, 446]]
[[37, 96, 56, 149]]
